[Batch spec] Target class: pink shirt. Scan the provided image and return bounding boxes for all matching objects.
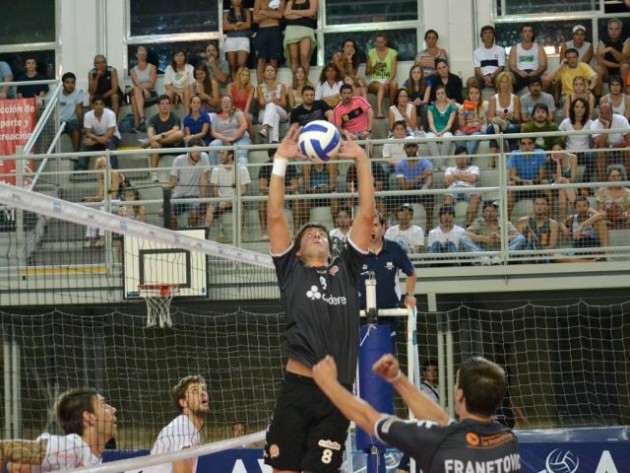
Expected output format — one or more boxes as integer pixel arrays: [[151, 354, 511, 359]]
[[333, 96, 371, 133]]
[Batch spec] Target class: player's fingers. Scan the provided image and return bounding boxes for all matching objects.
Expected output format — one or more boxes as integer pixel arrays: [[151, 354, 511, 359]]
[[285, 124, 302, 141]]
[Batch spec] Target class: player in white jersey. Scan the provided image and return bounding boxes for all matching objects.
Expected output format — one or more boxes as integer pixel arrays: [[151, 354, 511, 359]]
[[0, 388, 117, 472], [143, 376, 209, 473]]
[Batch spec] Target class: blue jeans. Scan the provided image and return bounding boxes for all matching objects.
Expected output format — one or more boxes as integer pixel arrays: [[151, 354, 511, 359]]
[[210, 135, 251, 166], [428, 241, 458, 253], [455, 130, 484, 155], [76, 136, 120, 170], [459, 234, 526, 253]]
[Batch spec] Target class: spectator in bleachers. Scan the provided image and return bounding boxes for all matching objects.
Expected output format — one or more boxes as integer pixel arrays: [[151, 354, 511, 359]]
[[486, 71, 521, 159], [332, 38, 364, 86], [210, 95, 251, 166], [507, 137, 547, 219], [194, 64, 220, 113], [594, 18, 630, 96], [425, 84, 457, 161], [595, 165, 630, 226], [303, 159, 337, 220], [315, 63, 343, 108], [223, 0, 252, 81], [59, 72, 84, 153], [427, 58, 463, 105], [258, 148, 305, 238], [403, 65, 430, 128], [563, 196, 609, 253], [559, 98, 594, 169], [415, 29, 448, 82], [253, 0, 285, 84], [562, 76, 595, 118], [521, 103, 560, 151], [547, 48, 598, 103], [168, 138, 210, 229], [329, 206, 352, 258], [0, 60, 13, 99], [289, 84, 332, 126], [560, 24, 594, 65], [460, 200, 526, 261], [470, 25, 505, 90], [456, 85, 486, 156], [520, 76, 555, 124], [257, 63, 288, 143], [443, 147, 481, 227], [388, 88, 418, 135], [16, 56, 48, 100], [183, 95, 211, 146], [508, 23, 548, 94], [517, 194, 559, 256], [365, 32, 398, 119], [282, 0, 318, 76], [204, 42, 230, 89], [164, 49, 195, 115], [427, 205, 464, 254], [129, 45, 157, 133], [78, 95, 121, 171], [382, 121, 408, 172], [345, 154, 387, 215], [88, 54, 122, 119], [549, 141, 578, 222], [395, 139, 434, 225], [333, 83, 373, 139], [141, 94, 184, 182], [118, 187, 146, 223], [205, 148, 251, 232], [288, 65, 312, 108], [591, 100, 630, 182], [602, 75, 630, 119], [228, 66, 255, 139], [384, 202, 425, 254]]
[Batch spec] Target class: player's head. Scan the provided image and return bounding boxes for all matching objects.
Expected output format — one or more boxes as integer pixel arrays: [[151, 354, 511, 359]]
[[172, 375, 210, 418], [455, 357, 506, 419], [371, 213, 387, 242], [335, 206, 352, 230], [295, 223, 333, 264], [422, 360, 438, 386], [56, 388, 117, 441]]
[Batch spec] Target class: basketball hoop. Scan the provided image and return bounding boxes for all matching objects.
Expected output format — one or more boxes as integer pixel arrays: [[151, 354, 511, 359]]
[[139, 284, 179, 328]]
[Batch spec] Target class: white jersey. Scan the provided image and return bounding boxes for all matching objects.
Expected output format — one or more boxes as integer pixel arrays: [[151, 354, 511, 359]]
[[384, 225, 425, 253], [427, 225, 465, 248], [35, 433, 101, 472], [143, 415, 201, 473]]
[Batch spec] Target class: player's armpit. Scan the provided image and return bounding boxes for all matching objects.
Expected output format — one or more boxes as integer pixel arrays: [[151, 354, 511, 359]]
[[0, 439, 48, 465]]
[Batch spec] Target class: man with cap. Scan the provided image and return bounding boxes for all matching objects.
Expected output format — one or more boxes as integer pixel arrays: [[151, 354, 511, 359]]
[[385, 203, 425, 254], [395, 138, 434, 227], [427, 205, 465, 255], [459, 200, 526, 264], [560, 24, 594, 65]]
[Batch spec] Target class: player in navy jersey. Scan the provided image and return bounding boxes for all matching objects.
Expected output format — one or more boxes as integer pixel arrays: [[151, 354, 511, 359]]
[[313, 354, 521, 473], [264, 125, 375, 472]]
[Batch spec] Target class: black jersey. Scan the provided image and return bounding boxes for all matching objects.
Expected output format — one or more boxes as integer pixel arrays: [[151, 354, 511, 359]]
[[272, 237, 366, 386], [290, 100, 331, 126], [376, 416, 521, 473]]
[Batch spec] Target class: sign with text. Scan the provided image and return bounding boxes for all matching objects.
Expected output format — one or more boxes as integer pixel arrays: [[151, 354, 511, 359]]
[[0, 98, 36, 185]]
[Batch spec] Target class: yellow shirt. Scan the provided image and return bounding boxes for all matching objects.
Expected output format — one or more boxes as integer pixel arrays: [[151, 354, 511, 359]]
[[558, 63, 596, 96]]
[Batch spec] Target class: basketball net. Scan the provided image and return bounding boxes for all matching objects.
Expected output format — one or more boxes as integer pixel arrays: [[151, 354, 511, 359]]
[[140, 285, 179, 328]]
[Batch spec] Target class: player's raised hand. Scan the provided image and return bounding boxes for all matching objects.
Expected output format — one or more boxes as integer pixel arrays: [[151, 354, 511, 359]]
[[372, 354, 401, 382], [313, 355, 339, 387], [334, 133, 368, 162], [276, 124, 308, 160]]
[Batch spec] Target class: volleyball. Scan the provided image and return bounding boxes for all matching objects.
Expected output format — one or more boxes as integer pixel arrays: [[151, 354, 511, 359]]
[[298, 120, 341, 162]]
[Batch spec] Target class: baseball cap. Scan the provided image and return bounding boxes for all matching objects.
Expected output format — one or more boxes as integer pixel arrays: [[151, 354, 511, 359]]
[[404, 136, 418, 147], [398, 203, 414, 213], [268, 0, 281, 9], [572, 25, 586, 34], [482, 200, 499, 210]]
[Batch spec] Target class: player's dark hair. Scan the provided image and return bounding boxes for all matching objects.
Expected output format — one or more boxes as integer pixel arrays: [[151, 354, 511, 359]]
[[609, 74, 622, 86], [569, 97, 590, 126], [302, 84, 315, 94], [564, 48, 579, 58], [457, 357, 506, 417], [294, 222, 334, 258], [158, 94, 171, 104], [454, 147, 467, 156], [480, 25, 495, 38], [62, 72, 76, 82], [91, 94, 105, 104], [56, 388, 100, 436], [340, 83, 353, 94], [172, 375, 207, 413], [531, 103, 548, 116], [392, 120, 407, 130], [534, 193, 549, 204], [424, 29, 439, 40], [423, 359, 438, 369], [187, 137, 204, 148], [521, 23, 535, 40], [527, 75, 541, 86]]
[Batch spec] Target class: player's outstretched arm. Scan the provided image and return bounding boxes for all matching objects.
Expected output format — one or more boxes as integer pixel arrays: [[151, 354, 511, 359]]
[[0, 439, 47, 467], [268, 125, 304, 255], [313, 356, 382, 436], [373, 355, 450, 425], [336, 137, 375, 251]]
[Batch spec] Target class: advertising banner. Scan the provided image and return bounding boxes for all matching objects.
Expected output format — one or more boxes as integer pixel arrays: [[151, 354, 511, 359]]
[[0, 98, 37, 185]]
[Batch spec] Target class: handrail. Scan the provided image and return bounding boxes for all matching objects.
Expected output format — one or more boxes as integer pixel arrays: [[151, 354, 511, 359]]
[[22, 81, 62, 154], [28, 121, 66, 191]]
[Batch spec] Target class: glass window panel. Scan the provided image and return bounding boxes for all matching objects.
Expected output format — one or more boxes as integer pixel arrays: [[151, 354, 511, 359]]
[[324, 30, 417, 64], [1, 2, 55, 45], [325, 0, 417, 25], [495, 0, 597, 16], [495, 20, 594, 55], [130, 0, 219, 37], [0, 50, 56, 81]]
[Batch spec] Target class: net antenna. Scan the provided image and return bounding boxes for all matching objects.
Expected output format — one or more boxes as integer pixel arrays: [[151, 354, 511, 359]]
[[139, 284, 180, 328]]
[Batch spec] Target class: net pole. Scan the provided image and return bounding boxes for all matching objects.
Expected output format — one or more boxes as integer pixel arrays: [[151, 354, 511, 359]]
[[163, 187, 171, 230]]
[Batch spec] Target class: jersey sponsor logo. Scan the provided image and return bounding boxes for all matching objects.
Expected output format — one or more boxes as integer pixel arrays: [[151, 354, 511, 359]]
[[466, 432, 480, 446], [444, 453, 520, 473], [540, 449, 579, 473], [306, 285, 347, 305], [469, 432, 515, 449], [307, 285, 322, 300], [317, 439, 341, 451], [328, 265, 339, 276]]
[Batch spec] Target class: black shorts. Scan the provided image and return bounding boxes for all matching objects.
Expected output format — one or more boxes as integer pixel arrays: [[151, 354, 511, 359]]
[[264, 373, 350, 472], [256, 26, 284, 61]]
